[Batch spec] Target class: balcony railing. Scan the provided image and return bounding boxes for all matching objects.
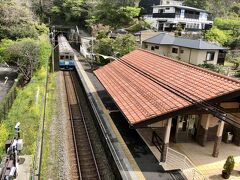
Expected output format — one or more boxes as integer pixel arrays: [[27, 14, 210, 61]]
[[152, 13, 176, 18], [184, 13, 199, 19]]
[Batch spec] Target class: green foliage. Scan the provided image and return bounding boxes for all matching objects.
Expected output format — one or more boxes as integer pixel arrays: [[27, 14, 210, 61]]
[[0, 2, 38, 40], [51, 6, 61, 14], [207, 17, 240, 47], [0, 39, 14, 63], [113, 34, 136, 57], [88, 0, 140, 28], [184, 0, 208, 10], [0, 123, 8, 160], [226, 51, 240, 69], [127, 20, 151, 33], [205, 27, 230, 45], [94, 34, 136, 64], [49, 0, 86, 22], [230, 3, 240, 17], [6, 39, 40, 81], [94, 38, 114, 56], [223, 156, 235, 175], [40, 74, 57, 178], [214, 17, 240, 32], [34, 24, 49, 35], [0, 35, 51, 158], [174, 23, 183, 37], [198, 63, 225, 74], [0, 35, 51, 82], [63, 0, 84, 18], [38, 35, 52, 67]]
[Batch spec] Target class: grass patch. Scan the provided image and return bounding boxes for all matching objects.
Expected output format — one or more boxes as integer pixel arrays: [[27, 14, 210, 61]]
[[40, 73, 59, 178], [224, 61, 234, 67], [0, 35, 51, 160]]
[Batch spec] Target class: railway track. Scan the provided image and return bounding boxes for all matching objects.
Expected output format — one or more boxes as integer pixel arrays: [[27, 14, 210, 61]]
[[63, 71, 101, 180]]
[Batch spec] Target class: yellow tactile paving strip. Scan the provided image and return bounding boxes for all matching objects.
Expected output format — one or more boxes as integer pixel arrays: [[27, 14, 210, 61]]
[[75, 58, 145, 180], [196, 157, 240, 180], [174, 143, 240, 180]]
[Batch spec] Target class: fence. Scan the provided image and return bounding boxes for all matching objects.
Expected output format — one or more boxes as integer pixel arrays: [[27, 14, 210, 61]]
[[0, 76, 22, 121], [165, 147, 206, 180]]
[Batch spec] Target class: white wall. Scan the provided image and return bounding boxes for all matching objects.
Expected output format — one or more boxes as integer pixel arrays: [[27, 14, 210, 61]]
[[153, 7, 175, 13], [143, 43, 170, 56], [143, 42, 220, 65], [160, 0, 183, 6]]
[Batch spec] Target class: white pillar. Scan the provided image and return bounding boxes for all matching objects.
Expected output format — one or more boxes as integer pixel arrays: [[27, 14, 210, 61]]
[[212, 121, 224, 157], [161, 118, 172, 162]]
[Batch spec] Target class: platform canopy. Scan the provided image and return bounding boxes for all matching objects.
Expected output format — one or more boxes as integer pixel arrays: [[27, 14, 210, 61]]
[[94, 49, 240, 127]]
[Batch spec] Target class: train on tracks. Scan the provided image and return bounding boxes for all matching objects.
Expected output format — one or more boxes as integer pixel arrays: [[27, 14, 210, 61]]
[[58, 35, 75, 70]]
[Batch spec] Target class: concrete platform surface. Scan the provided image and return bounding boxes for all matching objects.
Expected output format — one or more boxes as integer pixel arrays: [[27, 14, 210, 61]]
[[16, 155, 32, 180], [172, 142, 240, 180], [137, 127, 240, 179]]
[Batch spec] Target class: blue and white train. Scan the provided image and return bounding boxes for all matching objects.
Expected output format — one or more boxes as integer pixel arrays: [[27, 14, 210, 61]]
[[58, 35, 75, 70]]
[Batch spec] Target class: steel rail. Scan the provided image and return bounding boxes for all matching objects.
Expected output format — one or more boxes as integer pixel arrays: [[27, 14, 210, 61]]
[[63, 71, 82, 179], [69, 71, 101, 180]]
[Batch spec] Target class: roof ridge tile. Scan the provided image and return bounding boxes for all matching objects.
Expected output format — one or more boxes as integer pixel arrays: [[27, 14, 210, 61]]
[[134, 48, 240, 84]]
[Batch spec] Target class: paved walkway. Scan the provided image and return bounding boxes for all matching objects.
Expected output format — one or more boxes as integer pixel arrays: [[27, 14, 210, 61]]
[[0, 67, 18, 102], [137, 127, 240, 179], [172, 142, 240, 180], [16, 155, 32, 180]]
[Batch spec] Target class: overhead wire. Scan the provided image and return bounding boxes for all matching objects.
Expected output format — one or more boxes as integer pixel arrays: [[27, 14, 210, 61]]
[[118, 58, 240, 128]]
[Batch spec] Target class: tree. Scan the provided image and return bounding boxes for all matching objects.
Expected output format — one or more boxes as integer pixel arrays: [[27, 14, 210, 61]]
[[113, 34, 136, 57], [0, 1, 38, 40], [184, 0, 208, 10], [5, 39, 40, 82], [87, 0, 140, 28], [127, 19, 151, 33], [205, 27, 230, 45], [0, 39, 14, 63], [226, 50, 240, 69], [94, 38, 114, 56], [94, 34, 136, 64]]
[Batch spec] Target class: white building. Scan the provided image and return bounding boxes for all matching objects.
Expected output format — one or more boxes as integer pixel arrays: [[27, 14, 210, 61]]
[[143, 0, 213, 31]]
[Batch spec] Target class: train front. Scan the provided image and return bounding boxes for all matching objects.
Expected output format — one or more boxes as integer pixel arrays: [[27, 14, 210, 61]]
[[58, 35, 75, 70]]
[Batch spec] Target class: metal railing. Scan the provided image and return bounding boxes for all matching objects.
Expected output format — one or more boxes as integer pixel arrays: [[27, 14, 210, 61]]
[[152, 131, 164, 153], [165, 147, 206, 180]]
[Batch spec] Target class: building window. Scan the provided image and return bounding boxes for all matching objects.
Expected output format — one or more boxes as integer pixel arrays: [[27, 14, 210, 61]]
[[158, 9, 164, 13], [166, 1, 170, 4], [166, 7, 170, 10], [145, 44, 148, 49], [155, 46, 159, 49], [172, 47, 178, 54], [206, 51, 215, 61], [180, 49, 184, 53], [151, 46, 155, 50]]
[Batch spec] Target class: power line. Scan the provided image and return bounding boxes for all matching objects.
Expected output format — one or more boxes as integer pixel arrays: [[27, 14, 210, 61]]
[[118, 59, 240, 128]]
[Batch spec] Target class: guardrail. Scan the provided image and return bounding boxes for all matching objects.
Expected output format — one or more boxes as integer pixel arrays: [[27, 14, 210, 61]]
[[165, 147, 206, 180], [0, 75, 22, 121]]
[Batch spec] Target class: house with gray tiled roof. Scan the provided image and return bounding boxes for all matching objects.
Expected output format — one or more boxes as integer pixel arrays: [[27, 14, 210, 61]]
[[142, 33, 228, 65]]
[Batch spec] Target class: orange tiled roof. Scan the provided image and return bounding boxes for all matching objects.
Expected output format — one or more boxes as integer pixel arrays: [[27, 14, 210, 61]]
[[94, 49, 240, 126]]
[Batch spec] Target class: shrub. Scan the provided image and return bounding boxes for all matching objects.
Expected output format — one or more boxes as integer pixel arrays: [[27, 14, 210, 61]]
[[223, 156, 235, 175]]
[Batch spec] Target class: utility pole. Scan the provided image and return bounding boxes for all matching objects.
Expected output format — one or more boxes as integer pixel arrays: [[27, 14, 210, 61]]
[[51, 26, 56, 72]]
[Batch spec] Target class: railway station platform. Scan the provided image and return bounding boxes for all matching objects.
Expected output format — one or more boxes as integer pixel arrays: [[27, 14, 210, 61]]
[[73, 54, 180, 179], [137, 128, 240, 179], [74, 56, 144, 180]]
